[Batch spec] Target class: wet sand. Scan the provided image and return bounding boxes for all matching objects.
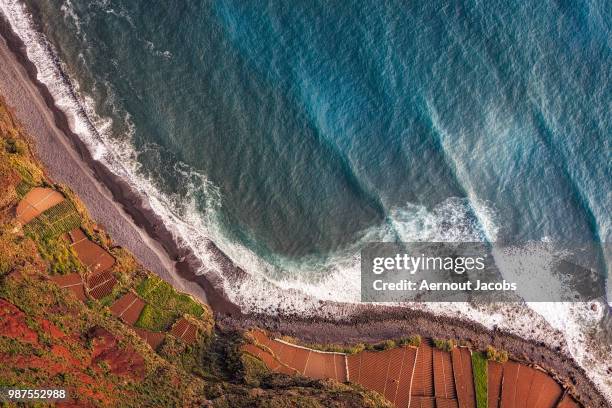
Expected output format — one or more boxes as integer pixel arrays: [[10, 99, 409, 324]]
[[0, 18, 607, 407]]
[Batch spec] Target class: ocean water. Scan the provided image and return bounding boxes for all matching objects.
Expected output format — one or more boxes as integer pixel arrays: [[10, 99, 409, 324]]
[[1, 0, 611, 396]]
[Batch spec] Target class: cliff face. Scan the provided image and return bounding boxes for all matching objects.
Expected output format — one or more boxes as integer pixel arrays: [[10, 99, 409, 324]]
[[0, 97, 389, 407]]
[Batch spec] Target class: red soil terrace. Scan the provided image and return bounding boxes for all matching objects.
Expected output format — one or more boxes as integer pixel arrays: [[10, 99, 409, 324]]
[[243, 330, 582, 408], [451, 347, 476, 407], [89, 326, 145, 379], [87, 270, 117, 300], [109, 292, 145, 326], [15, 187, 64, 224], [169, 317, 198, 344], [133, 328, 165, 350], [49, 273, 87, 301], [67, 228, 115, 274]]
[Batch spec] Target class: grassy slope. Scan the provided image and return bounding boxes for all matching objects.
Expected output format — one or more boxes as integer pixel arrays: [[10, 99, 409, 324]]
[[0, 97, 391, 407], [135, 275, 204, 331]]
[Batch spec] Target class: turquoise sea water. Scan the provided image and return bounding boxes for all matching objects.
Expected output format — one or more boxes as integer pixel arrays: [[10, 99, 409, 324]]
[[5, 0, 612, 286]]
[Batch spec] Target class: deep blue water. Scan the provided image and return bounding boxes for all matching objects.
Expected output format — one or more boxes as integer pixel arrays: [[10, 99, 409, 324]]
[[17, 0, 612, 276]]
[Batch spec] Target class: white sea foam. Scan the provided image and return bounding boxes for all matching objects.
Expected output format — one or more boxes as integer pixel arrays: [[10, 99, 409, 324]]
[[0, 1, 610, 400]]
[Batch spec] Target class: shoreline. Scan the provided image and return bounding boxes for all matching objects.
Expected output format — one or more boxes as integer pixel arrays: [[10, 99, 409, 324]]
[[0, 15, 239, 314], [0, 16, 608, 407]]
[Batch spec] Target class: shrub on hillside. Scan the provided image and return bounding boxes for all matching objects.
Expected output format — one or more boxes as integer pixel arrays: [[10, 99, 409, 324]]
[[486, 345, 509, 363], [433, 338, 456, 352], [398, 335, 422, 347], [4, 138, 25, 155]]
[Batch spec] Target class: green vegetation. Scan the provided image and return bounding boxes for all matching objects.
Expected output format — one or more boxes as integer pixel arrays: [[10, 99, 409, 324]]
[[239, 353, 270, 387], [31, 234, 84, 275], [398, 334, 422, 347], [15, 180, 33, 198], [0, 336, 37, 357], [23, 200, 82, 240], [20, 199, 84, 275], [365, 339, 396, 351], [134, 304, 162, 330], [327, 342, 365, 354], [7, 150, 43, 187], [486, 345, 509, 363], [433, 338, 456, 352], [134, 276, 204, 331], [472, 351, 488, 408], [279, 333, 423, 355]]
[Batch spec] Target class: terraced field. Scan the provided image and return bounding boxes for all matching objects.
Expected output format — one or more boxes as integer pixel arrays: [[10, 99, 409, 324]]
[[169, 318, 199, 344], [243, 330, 583, 408], [135, 276, 204, 332], [110, 292, 146, 326], [67, 228, 116, 274], [23, 200, 81, 239], [49, 273, 86, 301], [16, 187, 65, 224]]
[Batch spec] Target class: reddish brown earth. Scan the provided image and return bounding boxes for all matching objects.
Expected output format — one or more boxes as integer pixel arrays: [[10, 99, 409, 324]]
[[460, 349, 476, 407], [89, 326, 145, 379], [245, 331, 581, 408], [110, 291, 137, 316], [87, 270, 116, 300], [0, 300, 124, 406], [288, 344, 310, 373], [118, 297, 145, 326], [500, 362, 520, 408], [433, 348, 456, 400], [409, 396, 436, 408], [133, 328, 165, 350], [451, 348, 476, 408], [169, 317, 198, 344], [250, 330, 347, 382], [360, 350, 391, 394], [51, 344, 83, 367], [531, 370, 563, 408], [515, 365, 536, 406], [435, 397, 459, 408], [303, 348, 330, 380], [68, 228, 115, 274], [334, 353, 347, 383], [556, 394, 580, 408], [413, 342, 434, 397], [394, 347, 418, 408], [0, 298, 38, 343], [525, 371, 549, 408], [0, 166, 19, 209], [1, 354, 66, 376], [499, 362, 564, 408], [38, 318, 64, 339], [109, 292, 145, 325], [67, 227, 87, 243], [16, 187, 64, 224], [242, 343, 284, 371], [488, 361, 504, 408], [49, 273, 87, 301]]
